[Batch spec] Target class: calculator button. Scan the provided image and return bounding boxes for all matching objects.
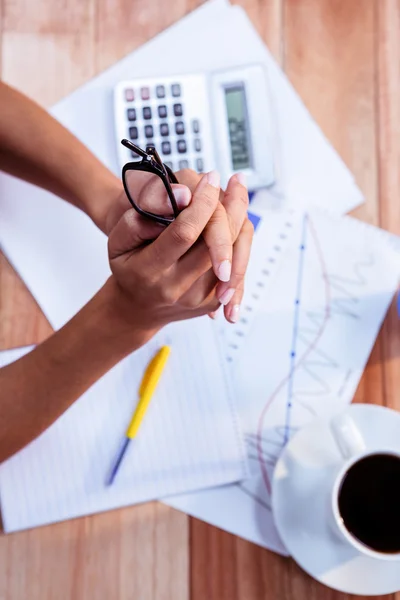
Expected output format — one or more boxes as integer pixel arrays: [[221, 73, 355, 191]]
[[127, 108, 136, 121], [164, 161, 173, 170], [158, 105, 168, 118], [177, 139, 187, 154], [146, 142, 155, 152], [173, 103, 183, 117], [156, 85, 165, 98], [129, 126, 138, 140], [141, 87, 150, 100], [160, 123, 169, 137], [175, 121, 185, 135], [192, 119, 200, 134], [194, 138, 202, 152], [142, 106, 152, 120], [162, 141, 171, 155], [145, 125, 154, 139], [171, 83, 181, 97], [196, 158, 204, 172], [125, 88, 134, 102], [179, 159, 189, 169]]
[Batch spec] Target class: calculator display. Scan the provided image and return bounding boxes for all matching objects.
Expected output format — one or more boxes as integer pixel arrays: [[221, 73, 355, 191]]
[[225, 85, 251, 171]]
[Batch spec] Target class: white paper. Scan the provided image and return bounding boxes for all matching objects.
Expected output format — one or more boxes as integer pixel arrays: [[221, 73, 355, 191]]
[[167, 206, 400, 554], [0, 318, 248, 533]]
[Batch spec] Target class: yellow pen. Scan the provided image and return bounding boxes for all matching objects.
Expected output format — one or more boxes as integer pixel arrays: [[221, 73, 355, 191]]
[[106, 345, 171, 486]]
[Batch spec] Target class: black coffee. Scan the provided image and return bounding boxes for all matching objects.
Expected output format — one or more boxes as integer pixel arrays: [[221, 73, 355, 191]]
[[338, 453, 400, 554]]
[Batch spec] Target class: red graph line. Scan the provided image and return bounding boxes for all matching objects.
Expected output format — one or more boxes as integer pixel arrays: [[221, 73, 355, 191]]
[[256, 216, 331, 495]]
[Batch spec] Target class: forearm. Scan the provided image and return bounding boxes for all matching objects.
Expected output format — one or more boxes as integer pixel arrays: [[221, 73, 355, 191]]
[[0, 279, 153, 462], [0, 82, 120, 232]]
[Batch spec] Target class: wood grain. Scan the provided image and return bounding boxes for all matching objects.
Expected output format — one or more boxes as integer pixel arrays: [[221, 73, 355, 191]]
[[0, 0, 399, 598]]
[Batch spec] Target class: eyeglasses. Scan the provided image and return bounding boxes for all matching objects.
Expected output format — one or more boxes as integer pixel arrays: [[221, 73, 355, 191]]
[[121, 139, 180, 225]]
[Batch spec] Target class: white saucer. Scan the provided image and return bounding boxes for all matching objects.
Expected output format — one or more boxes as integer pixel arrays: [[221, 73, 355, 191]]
[[272, 404, 400, 595]]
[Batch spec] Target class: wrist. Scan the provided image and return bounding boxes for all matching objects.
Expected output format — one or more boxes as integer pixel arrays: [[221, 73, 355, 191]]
[[77, 169, 122, 234], [90, 278, 158, 354]]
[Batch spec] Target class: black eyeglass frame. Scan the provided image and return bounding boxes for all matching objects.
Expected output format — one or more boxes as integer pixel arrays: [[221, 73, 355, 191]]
[[121, 138, 180, 225]]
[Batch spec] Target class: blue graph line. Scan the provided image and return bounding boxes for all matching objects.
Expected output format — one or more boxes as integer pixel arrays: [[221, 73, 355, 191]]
[[284, 214, 308, 443]]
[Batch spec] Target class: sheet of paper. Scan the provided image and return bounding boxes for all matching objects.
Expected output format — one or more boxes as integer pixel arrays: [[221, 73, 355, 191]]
[[167, 206, 400, 554], [0, 318, 248, 533]]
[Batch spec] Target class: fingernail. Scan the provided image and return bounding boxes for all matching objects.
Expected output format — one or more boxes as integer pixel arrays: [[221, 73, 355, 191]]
[[236, 172, 247, 187], [229, 304, 240, 323], [207, 170, 220, 189], [173, 186, 191, 208], [209, 309, 220, 320], [219, 287, 235, 306], [218, 259, 231, 282]]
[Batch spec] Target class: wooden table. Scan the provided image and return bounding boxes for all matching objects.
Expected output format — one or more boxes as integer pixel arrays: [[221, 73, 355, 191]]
[[0, 0, 399, 598]]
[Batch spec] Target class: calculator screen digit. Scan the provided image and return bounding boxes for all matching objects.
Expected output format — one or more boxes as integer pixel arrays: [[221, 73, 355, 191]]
[[225, 85, 252, 171]]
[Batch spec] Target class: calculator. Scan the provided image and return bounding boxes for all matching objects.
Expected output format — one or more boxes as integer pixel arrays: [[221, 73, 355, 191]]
[[114, 64, 275, 190]]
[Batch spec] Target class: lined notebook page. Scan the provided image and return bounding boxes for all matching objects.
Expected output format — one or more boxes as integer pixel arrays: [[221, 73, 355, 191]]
[[0, 317, 248, 533]]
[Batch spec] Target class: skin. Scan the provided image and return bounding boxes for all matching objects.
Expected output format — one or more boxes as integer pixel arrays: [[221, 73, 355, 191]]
[[0, 82, 253, 462]]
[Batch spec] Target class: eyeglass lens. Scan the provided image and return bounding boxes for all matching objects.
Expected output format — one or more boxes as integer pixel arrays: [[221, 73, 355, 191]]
[[124, 168, 175, 219]]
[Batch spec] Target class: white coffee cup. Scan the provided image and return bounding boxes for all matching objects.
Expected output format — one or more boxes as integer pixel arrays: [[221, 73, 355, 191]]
[[330, 412, 400, 561]]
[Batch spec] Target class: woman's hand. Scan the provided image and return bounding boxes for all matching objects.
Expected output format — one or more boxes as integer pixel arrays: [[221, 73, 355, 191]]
[[106, 168, 253, 323], [107, 170, 253, 335]]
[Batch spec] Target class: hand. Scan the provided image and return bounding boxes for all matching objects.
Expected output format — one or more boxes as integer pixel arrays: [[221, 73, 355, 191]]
[[106, 168, 253, 323], [107, 172, 232, 335]]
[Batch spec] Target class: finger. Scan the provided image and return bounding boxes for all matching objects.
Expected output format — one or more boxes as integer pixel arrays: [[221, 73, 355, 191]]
[[178, 268, 218, 309], [208, 306, 221, 320], [171, 184, 192, 209], [165, 289, 221, 322], [201, 198, 233, 283], [224, 283, 243, 323], [221, 173, 249, 243], [108, 208, 163, 259], [216, 218, 254, 320], [161, 239, 215, 302], [176, 167, 225, 199], [142, 171, 221, 272], [126, 166, 191, 215]]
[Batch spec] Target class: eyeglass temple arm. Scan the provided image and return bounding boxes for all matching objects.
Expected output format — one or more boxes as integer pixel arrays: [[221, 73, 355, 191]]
[[121, 139, 148, 160]]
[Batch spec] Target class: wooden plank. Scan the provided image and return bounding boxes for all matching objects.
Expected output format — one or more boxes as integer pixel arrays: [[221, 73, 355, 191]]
[[1, 0, 97, 106], [0, 503, 188, 600], [232, 0, 283, 62], [283, 0, 378, 225], [376, 0, 400, 441], [94, 0, 206, 73]]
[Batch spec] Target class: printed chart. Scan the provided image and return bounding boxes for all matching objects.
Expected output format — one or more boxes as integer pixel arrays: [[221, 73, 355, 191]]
[[168, 207, 400, 554]]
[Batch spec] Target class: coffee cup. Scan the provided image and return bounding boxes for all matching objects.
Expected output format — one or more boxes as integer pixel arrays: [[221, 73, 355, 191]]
[[330, 413, 400, 561]]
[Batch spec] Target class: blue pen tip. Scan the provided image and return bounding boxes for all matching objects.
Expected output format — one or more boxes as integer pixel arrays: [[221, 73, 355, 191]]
[[106, 437, 131, 486]]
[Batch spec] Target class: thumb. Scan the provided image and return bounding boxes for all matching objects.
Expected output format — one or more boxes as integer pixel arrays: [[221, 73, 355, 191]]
[[171, 184, 191, 210], [108, 208, 163, 260]]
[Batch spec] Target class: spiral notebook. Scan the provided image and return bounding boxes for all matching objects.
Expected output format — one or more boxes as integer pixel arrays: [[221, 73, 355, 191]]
[[167, 203, 400, 554]]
